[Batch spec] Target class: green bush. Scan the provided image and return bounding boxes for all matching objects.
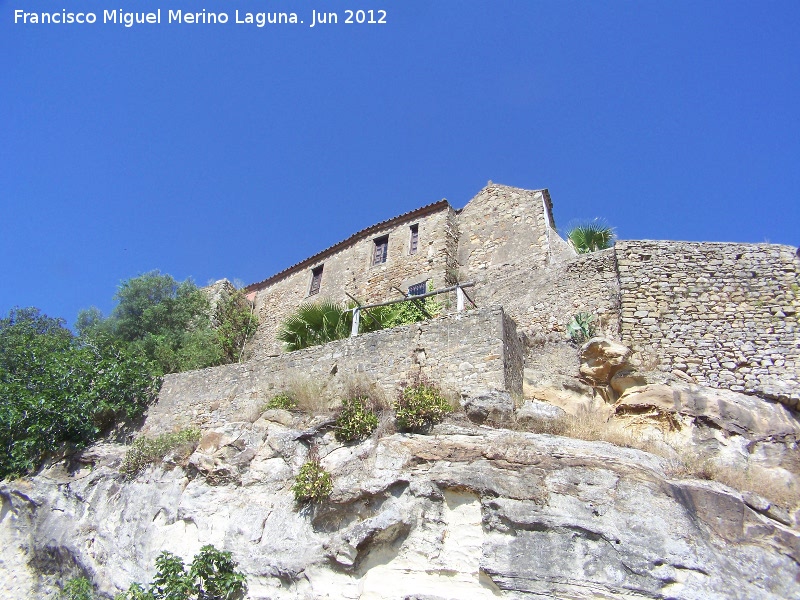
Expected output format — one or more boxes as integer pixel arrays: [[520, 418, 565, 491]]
[[292, 460, 333, 503], [335, 397, 378, 442], [120, 429, 200, 477], [62, 577, 93, 600], [566, 312, 596, 344], [265, 392, 297, 410], [394, 382, 452, 432], [0, 308, 159, 480], [115, 544, 246, 600]]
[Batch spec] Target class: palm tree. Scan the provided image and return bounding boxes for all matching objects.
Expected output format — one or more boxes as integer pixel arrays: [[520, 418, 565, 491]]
[[277, 300, 352, 351], [566, 219, 616, 254]]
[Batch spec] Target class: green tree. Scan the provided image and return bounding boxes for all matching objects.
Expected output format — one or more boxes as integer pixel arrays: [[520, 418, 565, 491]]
[[0, 308, 158, 479], [566, 219, 616, 253], [277, 300, 353, 351], [213, 290, 258, 363], [80, 272, 258, 374]]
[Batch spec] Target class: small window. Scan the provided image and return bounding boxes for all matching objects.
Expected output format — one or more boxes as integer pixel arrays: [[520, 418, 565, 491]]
[[309, 265, 323, 295], [372, 235, 389, 265], [408, 281, 427, 296], [409, 224, 419, 255]]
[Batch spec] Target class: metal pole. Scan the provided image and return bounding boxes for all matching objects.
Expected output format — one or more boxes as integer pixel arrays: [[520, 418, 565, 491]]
[[351, 308, 360, 337], [456, 286, 465, 312]]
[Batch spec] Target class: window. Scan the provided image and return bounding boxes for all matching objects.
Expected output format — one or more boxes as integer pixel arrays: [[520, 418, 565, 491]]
[[309, 265, 323, 295], [409, 224, 419, 255], [408, 281, 427, 296], [372, 235, 388, 265]]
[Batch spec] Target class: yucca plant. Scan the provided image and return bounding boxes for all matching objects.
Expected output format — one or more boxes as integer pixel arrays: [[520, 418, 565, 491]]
[[566, 219, 615, 254], [277, 300, 353, 351]]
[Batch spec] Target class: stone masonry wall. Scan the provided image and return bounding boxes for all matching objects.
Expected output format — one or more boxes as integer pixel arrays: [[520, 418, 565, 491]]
[[470, 248, 621, 345], [251, 206, 454, 355], [143, 307, 522, 435], [456, 185, 560, 276], [617, 240, 800, 407]]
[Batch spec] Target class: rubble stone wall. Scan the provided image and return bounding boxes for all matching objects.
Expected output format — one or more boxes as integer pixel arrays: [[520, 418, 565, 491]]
[[144, 307, 522, 435], [616, 240, 800, 407]]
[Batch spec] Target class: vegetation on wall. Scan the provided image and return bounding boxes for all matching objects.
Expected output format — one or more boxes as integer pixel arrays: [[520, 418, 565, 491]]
[[0, 308, 159, 480], [566, 219, 616, 254], [566, 312, 597, 344], [115, 545, 247, 600]]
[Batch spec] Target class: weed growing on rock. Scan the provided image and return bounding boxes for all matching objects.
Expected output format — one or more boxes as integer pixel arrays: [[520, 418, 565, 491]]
[[335, 396, 379, 442], [287, 375, 329, 414], [62, 577, 93, 600], [264, 392, 297, 410], [120, 428, 200, 477], [292, 460, 333, 503], [395, 381, 452, 432]]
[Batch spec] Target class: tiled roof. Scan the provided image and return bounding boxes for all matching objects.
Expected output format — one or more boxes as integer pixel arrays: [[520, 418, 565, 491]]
[[245, 199, 451, 292]]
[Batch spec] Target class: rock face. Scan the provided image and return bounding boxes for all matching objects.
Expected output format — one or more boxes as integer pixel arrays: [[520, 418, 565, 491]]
[[2, 413, 799, 599]]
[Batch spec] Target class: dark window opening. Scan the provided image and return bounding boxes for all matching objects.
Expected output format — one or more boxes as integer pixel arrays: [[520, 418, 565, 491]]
[[373, 235, 389, 265], [309, 265, 323, 295], [408, 281, 427, 296], [409, 224, 419, 255]]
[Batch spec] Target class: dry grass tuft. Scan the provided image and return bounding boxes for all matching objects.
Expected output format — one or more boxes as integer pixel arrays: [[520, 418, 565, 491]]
[[668, 453, 800, 509], [341, 375, 391, 415], [285, 375, 330, 414], [520, 407, 657, 454]]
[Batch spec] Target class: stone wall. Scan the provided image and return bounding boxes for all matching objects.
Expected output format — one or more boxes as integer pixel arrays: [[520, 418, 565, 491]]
[[470, 248, 621, 344], [456, 184, 569, 276], [143, 307, 522, 435], [249, 205, 455, 355], [617, 240, 800, 407]]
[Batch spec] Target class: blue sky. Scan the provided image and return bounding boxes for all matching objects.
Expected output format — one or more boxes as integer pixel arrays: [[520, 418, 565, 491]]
[[2, 1, 798, 326]]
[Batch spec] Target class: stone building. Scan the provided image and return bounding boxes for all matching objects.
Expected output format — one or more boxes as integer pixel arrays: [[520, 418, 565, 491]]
[[244, 184, 572, 356], [243, 182, 799, 408]]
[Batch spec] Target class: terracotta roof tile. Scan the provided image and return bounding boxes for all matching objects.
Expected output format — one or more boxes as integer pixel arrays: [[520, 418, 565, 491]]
[[245, 199, 451, 292]]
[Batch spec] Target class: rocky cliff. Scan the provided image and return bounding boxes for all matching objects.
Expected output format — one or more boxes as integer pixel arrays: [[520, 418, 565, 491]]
[[2, 339, 799, 599]]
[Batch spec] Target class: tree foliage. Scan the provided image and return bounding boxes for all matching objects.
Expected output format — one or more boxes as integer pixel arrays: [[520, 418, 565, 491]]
[[213, 289, 258, 363], [78, 272, 257, 375], [0, 308, 159, 479], [115, 545, 247, 600], [566, 219, 616, 254]]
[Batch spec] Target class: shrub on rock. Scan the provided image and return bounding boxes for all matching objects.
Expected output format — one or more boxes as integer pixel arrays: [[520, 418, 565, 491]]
[[395, 382, 452, 432]]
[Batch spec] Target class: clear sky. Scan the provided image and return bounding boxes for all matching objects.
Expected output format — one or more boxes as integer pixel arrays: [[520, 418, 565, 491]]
[[2, 1, 798, 326]]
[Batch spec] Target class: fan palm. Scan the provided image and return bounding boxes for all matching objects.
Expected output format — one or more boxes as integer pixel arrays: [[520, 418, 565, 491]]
[[566, 219, 616, 254], [277, 300, 353, 351]]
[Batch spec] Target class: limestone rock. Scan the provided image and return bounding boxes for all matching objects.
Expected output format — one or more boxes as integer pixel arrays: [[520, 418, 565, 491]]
[[579, 337, 632, 384], [515, 399, 567, 427], [615, 382, 800, 441], [2, 424, 798, 600], [461, 389, 514, 424]]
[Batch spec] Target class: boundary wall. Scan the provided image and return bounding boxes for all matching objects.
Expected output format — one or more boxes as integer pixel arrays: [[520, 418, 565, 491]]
[[616, 240, 799, 407], [143, 307, 522, 435]]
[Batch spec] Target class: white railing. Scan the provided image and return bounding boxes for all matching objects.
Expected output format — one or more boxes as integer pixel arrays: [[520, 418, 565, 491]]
[[347, 282, 476, 337]]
